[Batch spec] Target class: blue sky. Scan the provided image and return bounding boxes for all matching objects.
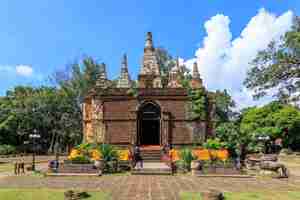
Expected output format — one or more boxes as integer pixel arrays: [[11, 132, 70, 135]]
[[0, 1, 299, 107]]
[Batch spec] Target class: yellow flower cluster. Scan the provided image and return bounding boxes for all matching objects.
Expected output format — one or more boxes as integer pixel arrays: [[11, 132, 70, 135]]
[[169, 149, 180, 161], [118, 150, 131, 161], [68, 148, 103, 161], [193, 149, 210, 161], [68, 149, 81, 160], [192, 149, 229, 161], [90, 149, 102, 161], [166, 149, 229, 162], [216, 149, 229, 161]]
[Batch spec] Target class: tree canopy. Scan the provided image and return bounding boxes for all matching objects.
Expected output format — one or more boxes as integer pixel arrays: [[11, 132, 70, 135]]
[[244, 17, 300, 103], [240, 101, 300, 149]]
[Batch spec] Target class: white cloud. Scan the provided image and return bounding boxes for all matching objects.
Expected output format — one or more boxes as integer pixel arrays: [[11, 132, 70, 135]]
[[16, 65, 33, 77], [185, 9, 294, 109]]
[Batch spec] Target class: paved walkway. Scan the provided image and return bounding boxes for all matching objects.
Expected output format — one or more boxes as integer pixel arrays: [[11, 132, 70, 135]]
[[134, 162, 170, 169], [0, 175, 299, 200]]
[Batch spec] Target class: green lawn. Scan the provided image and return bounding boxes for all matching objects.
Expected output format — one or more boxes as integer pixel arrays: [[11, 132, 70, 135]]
[[1, 188, 300, 200], [181, 191, 300, 200], [0, 189, 110, 200], [0, 163, 13, 173]]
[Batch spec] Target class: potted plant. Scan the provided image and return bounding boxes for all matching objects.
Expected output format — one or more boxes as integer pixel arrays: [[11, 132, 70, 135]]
[[97, 144, 119, 173], [179, 148, 196, 172]]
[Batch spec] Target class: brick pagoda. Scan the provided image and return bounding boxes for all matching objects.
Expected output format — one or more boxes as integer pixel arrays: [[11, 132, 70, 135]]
[[83, 32, 215, 148]]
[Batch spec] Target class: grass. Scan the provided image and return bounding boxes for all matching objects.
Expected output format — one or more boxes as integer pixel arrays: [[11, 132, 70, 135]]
[[180, 192, 202, 200], [225, 191, 300, 200], [180, 191, 300, 200], [0, 163, 13, 173], [0, 189, 110, 200]]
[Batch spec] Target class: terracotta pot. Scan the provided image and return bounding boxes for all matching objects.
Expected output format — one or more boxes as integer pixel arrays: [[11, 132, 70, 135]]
[[94, 160, 104, 169], [191, 160, 200, 175]]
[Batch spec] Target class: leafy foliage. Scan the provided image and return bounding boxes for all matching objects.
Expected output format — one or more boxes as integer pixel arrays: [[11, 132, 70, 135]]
[[240, 101, 300, 149], [189, 88, 208, 120], [0, 86, 82, 153], [179, 148, 195, 171], [0, 145, 16, 155], [214, 90, 236, 124], [155, 47, 176, 87], [215, 122, 251, 156], [97, 144, 119, 162], [244, 17, 300, 103], [203, 138, 226, 150]]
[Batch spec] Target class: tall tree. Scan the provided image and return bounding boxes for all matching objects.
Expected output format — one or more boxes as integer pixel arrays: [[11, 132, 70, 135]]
[[52, 56, 102, 105], [244, 17, 300, 103], [0, 86, 82, 153], [214, 90, 236, 124]]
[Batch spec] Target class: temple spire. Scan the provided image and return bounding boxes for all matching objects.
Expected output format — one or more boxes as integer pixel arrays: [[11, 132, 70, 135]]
[[117, 54, 131, 88], [190, 61, 203, 89], [96, 63, 108, 88], [138, 32, 162, 88], [168, 58, 183, 88], [145, 32, 154, 50], [192, 62, 200, 79]]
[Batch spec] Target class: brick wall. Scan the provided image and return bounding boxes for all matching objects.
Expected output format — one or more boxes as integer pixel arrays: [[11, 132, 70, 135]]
[[85, 89, 210, 146], [106, 121, 132, 144]]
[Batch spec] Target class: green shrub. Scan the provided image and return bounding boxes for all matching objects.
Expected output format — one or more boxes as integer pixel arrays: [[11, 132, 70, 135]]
[[179, 148, 195, 171], [70, 154, 91, 164], [0, 145, 17, 155], [203, 138, 226, 150], [97, 144, 118, 162]]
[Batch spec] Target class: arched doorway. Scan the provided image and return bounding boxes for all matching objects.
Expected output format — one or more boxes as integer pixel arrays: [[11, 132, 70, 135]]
[[138, 102, 161, 145]]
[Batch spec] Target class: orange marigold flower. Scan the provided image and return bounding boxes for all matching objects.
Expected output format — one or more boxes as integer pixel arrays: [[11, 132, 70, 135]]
[[217, 149, 229, 161], [193, 149, 210, 161]]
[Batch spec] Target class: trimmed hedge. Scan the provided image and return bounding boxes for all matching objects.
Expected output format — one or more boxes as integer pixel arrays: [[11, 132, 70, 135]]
[[0, 145, 17, 155]]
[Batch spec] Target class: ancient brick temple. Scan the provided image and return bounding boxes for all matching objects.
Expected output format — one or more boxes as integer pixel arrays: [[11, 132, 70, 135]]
[[83, 32, 215, 148]]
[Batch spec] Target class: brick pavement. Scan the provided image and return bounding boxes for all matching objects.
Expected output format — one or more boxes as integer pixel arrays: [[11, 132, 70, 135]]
[[0, 175, 299, 200]]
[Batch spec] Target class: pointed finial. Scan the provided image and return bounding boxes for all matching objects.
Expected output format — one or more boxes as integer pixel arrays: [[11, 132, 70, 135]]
[[176, 57, 179, 67], [96, 63, 108, 87], [145, 32, 153, 49], [190, 61, 203, 89], [122, 53, 127, 65], [121, 53, 128, 71], [192, 61, 200, 79], [117, 54, 131, 88], [171, 57, 180, 73]]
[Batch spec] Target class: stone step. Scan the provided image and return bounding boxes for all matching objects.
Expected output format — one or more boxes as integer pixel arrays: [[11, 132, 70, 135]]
[[140, 150, 162, 162], [46, 173, 99, 177], [132, 162, 172, 175], [141, 155, 161, 158], [131, 169, 172, 175], [143, 159, 161, 163], [140, 153, 162, 157]]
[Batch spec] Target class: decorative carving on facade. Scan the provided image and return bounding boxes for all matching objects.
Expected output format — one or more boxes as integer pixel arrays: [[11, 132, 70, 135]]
[[82, 32, 215, 146], [139, 32, 162, 88], [167, 61, 183, 88], [96, 63, 108, 88]]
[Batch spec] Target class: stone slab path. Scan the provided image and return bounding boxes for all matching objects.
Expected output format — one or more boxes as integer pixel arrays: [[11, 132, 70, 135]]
[[0, 175, 299, 200], [134, 162, 170, 170]]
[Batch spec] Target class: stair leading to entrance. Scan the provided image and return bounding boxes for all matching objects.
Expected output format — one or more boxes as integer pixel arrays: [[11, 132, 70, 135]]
[[140, 146, 162, 162], [132, 146, 172, 175], [131, 162, 172, 175]]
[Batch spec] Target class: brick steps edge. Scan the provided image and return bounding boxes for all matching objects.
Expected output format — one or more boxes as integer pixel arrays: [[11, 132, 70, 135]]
[[46, 173, 99, 177]]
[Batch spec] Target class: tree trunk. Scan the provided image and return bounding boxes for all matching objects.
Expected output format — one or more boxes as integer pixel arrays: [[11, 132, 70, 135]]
[[48, 132, 56, 154]]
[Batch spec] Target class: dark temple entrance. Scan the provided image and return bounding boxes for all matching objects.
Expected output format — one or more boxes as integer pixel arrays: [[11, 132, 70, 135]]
[[138, 102, 161, 145]]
